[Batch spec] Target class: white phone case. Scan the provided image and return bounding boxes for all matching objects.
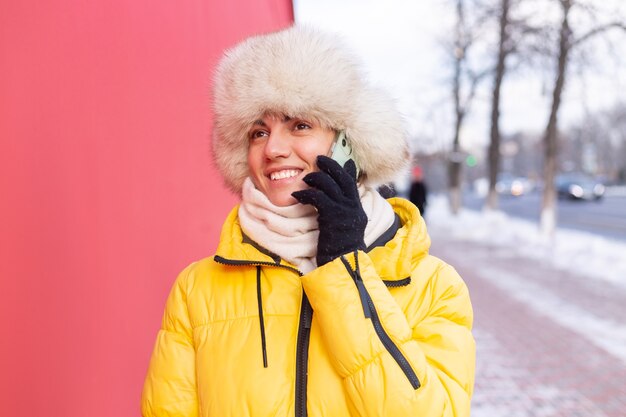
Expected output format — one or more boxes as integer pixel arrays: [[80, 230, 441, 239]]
[[330, 131, 358, 175]]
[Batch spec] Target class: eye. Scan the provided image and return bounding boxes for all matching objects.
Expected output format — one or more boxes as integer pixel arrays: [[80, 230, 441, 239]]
[[294, 121, 312, 131], [249, 129, 269, 140]]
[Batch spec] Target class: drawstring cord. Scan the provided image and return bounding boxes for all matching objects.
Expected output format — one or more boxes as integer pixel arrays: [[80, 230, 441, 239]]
[[256, 266, 268, 368]]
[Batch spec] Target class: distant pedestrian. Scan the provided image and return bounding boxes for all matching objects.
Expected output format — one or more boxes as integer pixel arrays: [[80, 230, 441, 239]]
[[409, 166, 428, 216]]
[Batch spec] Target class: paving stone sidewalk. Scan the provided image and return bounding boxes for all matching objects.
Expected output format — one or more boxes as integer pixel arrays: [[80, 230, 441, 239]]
[[429, 235, 626, 417]]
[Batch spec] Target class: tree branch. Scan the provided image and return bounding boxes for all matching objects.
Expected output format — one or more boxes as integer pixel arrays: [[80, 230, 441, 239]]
[[572, 21, 626, 47]]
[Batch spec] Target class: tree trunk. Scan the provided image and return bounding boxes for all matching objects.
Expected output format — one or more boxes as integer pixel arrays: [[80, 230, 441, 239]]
[[449, 0, 466, 215], [449, 114, 464, 215], [485, 0, 510, 211], [541, 0, 572, 237]]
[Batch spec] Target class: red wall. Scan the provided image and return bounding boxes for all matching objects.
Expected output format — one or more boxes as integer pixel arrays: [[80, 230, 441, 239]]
[[0, 1, 293, 416]]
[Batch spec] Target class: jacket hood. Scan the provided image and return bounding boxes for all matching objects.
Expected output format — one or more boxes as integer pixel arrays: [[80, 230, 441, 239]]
[[212, 25, 410, 194]]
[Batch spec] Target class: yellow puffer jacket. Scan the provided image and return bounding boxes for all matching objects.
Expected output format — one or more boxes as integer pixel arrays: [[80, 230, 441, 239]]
[[142, 198, 475, 417]]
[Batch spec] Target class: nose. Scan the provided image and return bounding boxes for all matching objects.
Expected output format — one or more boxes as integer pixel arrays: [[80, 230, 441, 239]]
[[264, 130, 291, 160]]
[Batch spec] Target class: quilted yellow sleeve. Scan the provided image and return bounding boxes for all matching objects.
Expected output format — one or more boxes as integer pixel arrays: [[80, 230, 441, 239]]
[[410, 262, 475, 417], [141, 264, 198, 417], [301, 251, 475, 417]]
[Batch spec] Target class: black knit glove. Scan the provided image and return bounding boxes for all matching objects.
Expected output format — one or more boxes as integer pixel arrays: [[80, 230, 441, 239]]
[[292, 155, 367, 266]]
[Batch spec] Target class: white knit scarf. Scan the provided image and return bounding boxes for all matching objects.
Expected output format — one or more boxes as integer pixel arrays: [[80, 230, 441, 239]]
[[238, 177, 395, 273]]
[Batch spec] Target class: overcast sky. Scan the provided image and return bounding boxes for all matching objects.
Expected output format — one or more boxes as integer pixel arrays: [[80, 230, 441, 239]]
[[294, 0, 626, 153]]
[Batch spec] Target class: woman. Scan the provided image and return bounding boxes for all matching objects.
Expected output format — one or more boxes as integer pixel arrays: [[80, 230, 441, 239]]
[[142, 26, 475, 417]]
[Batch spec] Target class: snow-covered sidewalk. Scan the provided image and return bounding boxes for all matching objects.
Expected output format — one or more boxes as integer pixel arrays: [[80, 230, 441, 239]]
[[426, 196, 626, 417]]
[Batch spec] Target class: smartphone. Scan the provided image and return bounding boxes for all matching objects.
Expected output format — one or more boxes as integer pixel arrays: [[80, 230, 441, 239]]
[[330, 131, 359, 175]]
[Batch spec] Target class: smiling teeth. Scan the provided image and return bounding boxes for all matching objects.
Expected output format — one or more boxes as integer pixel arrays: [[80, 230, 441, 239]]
[[270, 170, 300, 180]]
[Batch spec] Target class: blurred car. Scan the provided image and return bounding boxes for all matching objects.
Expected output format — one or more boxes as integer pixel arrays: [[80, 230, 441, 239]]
[[496, 174, 531, 197], [555, 173, 605, 200]]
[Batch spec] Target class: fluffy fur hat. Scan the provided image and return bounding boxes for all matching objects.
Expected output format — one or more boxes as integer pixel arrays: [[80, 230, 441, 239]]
[[212, 26, 410, 194]]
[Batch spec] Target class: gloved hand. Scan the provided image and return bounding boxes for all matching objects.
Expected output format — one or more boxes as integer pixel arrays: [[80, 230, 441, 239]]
[[292, 155, 367, 266]]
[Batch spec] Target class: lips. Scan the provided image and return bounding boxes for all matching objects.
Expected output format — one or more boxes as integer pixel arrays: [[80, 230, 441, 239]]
[[269, 169, 302, 181]]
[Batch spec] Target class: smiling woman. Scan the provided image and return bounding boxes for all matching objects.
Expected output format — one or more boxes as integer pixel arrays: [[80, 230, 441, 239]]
[[141, 26, 476, 417]]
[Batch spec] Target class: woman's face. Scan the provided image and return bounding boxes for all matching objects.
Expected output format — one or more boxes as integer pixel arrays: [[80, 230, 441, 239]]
[[247, 114, 336, 207]]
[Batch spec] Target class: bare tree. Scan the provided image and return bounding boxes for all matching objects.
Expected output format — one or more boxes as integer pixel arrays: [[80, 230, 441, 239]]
[[539, 0, 626, 236], [448, 0, 487, 214], [483, 0, 547, 209], [565, 102, 626, 181], [484, 0, 512, 210], [606, 103, 626, 182]]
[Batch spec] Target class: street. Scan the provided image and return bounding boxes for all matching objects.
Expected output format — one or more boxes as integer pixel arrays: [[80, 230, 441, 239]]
[[462, 191, 626, 241], [429, 234, 626, 417]]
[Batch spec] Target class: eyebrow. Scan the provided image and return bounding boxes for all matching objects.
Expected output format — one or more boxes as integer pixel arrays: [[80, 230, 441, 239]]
[[252, 115, 293, 127]]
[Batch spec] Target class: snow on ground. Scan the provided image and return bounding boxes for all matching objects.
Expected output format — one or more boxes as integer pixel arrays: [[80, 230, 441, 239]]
[[427, 193, 626, 415], [426, 195, 626, 290], [427, 193, 626, 365]]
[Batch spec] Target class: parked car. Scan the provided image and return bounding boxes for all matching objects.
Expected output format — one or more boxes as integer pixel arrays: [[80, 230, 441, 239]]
[[555, 173, 605, 200], [496, 174, 531, 197]]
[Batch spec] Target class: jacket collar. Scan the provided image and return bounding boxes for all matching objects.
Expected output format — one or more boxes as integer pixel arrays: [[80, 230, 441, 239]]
[[366, 198, 431, 282], [215, 198, 430, 282]]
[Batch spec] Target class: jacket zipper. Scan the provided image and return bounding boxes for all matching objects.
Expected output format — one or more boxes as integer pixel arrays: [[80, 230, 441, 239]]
[[213, 255, 312, 416], [295, 293, 312, 417], [214, 255, 300, 273], [340, 256, 421, 390], [363, 288, 420, 389], [383, 277, 411, 287]]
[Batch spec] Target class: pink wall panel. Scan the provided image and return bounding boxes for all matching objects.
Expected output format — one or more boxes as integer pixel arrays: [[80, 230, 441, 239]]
[[0, 1, 293, 416]]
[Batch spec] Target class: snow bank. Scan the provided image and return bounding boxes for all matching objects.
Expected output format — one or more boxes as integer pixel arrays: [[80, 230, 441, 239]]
[[426, 195, 626, 289]]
